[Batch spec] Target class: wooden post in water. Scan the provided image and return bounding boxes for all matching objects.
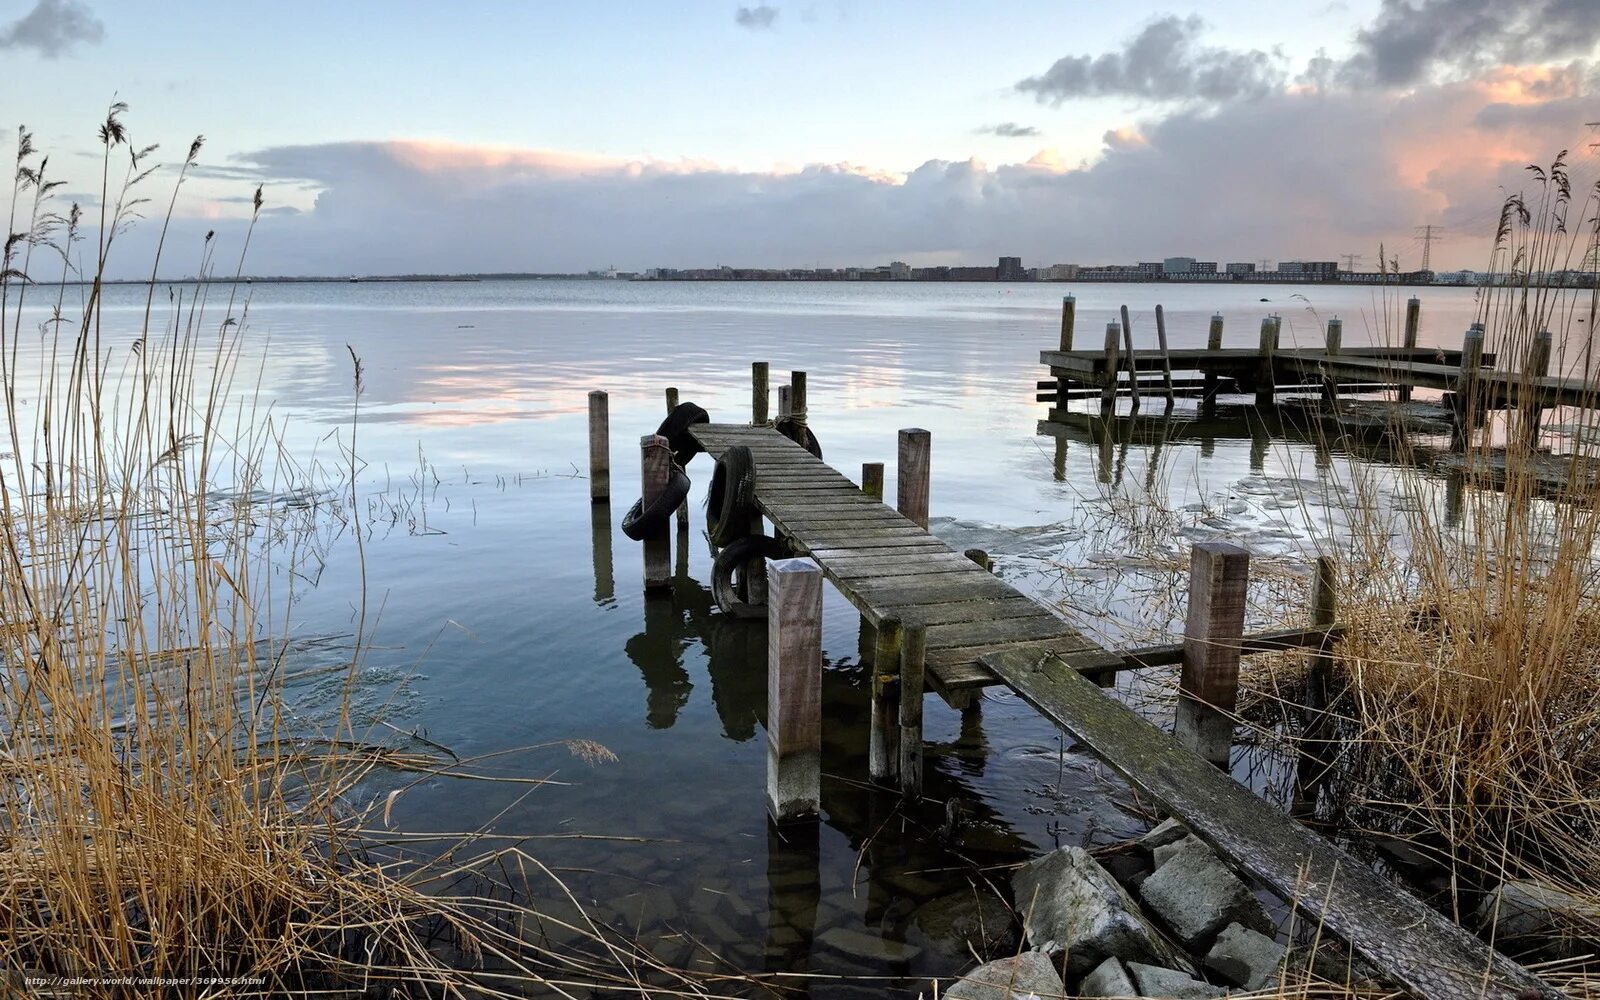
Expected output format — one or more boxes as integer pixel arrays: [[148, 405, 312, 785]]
[[1175, 541, 1249, 769], [897, 429, 931, 531], [861, 462, 885, 501], [1294, 556, 1339, 818], [1455, 323, 1485, 449], [1203, 314, 1224, 405], [665, 388, 689, 527], [777, 385, 793, 420], [1256, 317, 1279, 410], [640, 435, 673, 592], [1323, 317, 1343, 408], [869, 615, 902, 782], [1058, 295, 1077, 407], [752, 361, 770, 425], [1155, 304, 1175, 406], [587, 390, 610, 503], [790, 371, 808, 433], [1120, 305, 1141, 410], [1400, 298, 1421, 402], [767, 557, 823, 822], [963, 547, 992, 572], [898, 623, 927, 801], [1524, 329, 1552, 444], [1101, 322, 1121, 410]]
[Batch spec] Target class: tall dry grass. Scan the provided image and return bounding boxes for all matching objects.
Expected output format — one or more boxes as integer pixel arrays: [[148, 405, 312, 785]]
[[0, 108, 710, 997]]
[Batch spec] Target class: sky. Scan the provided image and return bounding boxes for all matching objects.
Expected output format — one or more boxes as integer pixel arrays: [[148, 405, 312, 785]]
[[3, 0, 1599, 276]]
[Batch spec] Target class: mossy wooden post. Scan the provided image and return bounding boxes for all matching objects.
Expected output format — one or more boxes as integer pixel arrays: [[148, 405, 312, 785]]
[[767, 556, 823, 822], [963, 547, 992, 572], [665, 387, 689, 527], [896, 428, 931, 531], [1120, 305, 1141, 411], [1256, 316, 1278, 410], [861, 462, 884, 500], [778, 385, 793, 421], [869, 615, 902, 782], [1155, 304, 1175, 406], [1323, 317, 1343, 408], [1176, 541, 1249, 769], [898, 622, 927, 801], [752, 361, 770, 425], [640, 435, 674, 592], [1400, 297, 1421, 402], [1101, 322, 1121, 410], [1203, 314, 1224, 407], [1523, 329, 1552, 444], [587, 390, 610, 503], [1057, 295, 1077, 404]]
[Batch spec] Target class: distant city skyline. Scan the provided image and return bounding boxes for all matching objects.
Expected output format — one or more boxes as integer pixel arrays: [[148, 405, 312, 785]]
[[4, 0, 1599, 278]]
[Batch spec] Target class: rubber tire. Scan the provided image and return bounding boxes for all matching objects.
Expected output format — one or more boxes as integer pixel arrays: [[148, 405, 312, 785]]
[[656, 402, 710, 467], [774, 416, 822, 459], [620, 463, 691, 541], [712, 534, 788, 618], [705, 445, 758, 547]]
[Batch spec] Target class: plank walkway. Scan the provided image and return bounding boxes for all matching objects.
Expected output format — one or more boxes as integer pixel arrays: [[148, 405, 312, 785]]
[[981, 644, 1567, 1000], [688, 424, 1098, 697]]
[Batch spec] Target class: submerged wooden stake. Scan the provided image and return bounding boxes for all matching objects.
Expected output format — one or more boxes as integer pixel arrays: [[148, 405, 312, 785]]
[[753, 361, 770, 425], [587, 390, 610, 503], [1401, 297, 1421, 403], [1175, 541, 1249, 768], [640, 434, 673, 592], [896, 428, 931, 530], [869, 614, 902, 783], [767, 557, 824, 822], [898, 622, 927, 801], [861, 462, 885, 501], [1155, 304, 1175, 405]]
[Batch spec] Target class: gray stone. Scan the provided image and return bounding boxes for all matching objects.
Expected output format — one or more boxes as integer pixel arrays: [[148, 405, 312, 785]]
[[1076, 956, 1137, 997], [1139, 840, 1275, 948], [1138, 817, 1190, 852], [1126, 963, 1227, 998], [815, 926, 921, 963], [1152, 835, 1196, 870], [908, 891, 1018, 961], [943, 952, 1066, 1000], [1203, 921, 1285, 989], [1477, 880, 1600, 946], [1013, 847, 1195, 976]]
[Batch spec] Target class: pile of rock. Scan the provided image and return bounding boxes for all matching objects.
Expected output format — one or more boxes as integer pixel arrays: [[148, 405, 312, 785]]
[[939, 820, 1291, 999]]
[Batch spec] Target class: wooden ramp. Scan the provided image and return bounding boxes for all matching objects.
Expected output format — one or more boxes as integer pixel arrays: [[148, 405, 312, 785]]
[[981, 644, 1567, 1000], [688, 424, 1098, 697]]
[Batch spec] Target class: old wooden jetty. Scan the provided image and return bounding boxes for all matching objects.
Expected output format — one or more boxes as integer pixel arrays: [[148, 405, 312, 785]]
[[586, 368, 1567, 1000]]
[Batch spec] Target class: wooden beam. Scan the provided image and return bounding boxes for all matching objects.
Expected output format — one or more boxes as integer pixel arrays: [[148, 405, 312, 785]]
[[896, 428, 931, 530], [1121, 304, 1142, 410], [1155, 303, 1175, 405], [752, 361, 769, 425], [1175, 541, 1248, 767], [899, 622, 927, 800], [870, 615, 901, 783], [767, 557, 824, 822], [1400, 297, 1421, 403]]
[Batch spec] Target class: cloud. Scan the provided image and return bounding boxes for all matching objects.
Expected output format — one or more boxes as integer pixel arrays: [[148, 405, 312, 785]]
[[1016, 16, 1286, 104], [980, 122, 1041, 138], [734, 5, 777, 29], [1342, 0, 1600, 88], [0, 0, 104, 57]]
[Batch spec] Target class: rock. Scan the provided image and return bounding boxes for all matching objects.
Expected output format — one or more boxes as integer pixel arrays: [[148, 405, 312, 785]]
[[1076, 956, 1137, 997], [908, 891, 1018, 961], [815, 926, 921, 963], [1127, 963, 1227, 998], [943, 952, 1064, 1000], [1139, 840, 1274, 948], [1203, 921, 1285, 989], [1139, 818, 1189, 852], [1152, 835, 1196, 869], [1477, 880, 1600, 948], [1013, 847, 1194, 976]]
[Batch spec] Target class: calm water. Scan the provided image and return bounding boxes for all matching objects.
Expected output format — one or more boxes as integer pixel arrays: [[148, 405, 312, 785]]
[[11, 279, 1496, 994]]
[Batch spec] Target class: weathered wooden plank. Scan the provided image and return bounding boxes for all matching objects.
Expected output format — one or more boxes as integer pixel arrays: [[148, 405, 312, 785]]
[[823, 556, 988, 581], [848, 575, 1018, 616], [804, 539, 951, 556], [925, 615, 1080, 650], [793, 524, 929, 540], [978, 645, 1565, 1000], [892, 596, 1047, 627]]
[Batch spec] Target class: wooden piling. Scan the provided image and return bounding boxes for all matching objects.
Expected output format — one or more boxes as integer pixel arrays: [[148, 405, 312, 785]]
[[640, 435, 674, 591], [861, 462, 885, 501], [869, 615, 902, 782], [1101, 322, 1121, 410], [1256, 317, 1278, 410], [1294, 556, 1339, 818], [753, 361, 770, 425], [1175, 541, 1249, 769], [898, 623, 927, 801], [896, 428, 931, 531], [1323, 317, 1343, 408], [767, 557, 824, 822], [963, 548, 992, 572], [1203, 314, 1224, 404], [1120, 305, 1141, 410], [790, 371, 808, 432], [1155, 304, 1175, 405], [1456, 324, 1485, 447], [778, 385, 793, 420], [666, 388, 689, 527], [1058, 295, 1077, 407], [1400, 298, 1421, 402], [1524, 329, 1552, 443], [587, 390, 610, 503]]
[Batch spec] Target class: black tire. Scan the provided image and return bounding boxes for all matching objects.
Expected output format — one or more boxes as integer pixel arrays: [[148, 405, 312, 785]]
[[656, 402, 710, 466], [712, 534, 788, 618], [774, 416, 822, 459], [620, 464, 691, 541], [705, 445, 758, 547]]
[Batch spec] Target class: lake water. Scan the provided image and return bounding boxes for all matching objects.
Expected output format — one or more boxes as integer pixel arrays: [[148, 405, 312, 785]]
[[9, 279, 1495, 994]]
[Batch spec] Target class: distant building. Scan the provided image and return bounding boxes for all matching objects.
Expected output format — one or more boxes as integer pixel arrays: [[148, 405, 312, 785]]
[[997, 256, 1026, 280], [1040, 263, 1079, 280], [949, 265, 998, 280], [1226, 262, 1256, 275], [1136, 262, 1163, 279], [1192, 261, 1218, 274], [1279, 261, 1339, 280], [1162, 256, 1196, 274], [888, 260, 912, 279]]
